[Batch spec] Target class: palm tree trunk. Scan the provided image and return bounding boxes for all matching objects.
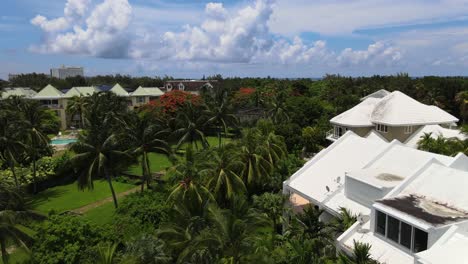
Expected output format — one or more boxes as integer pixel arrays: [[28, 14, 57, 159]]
[[140, 154, 146, 193], [145, 152, 151, 189], [104, 167, 118, 208], [0, 238, 9, 264], [9, 161, 19, 188], [32, 157, 37, 194], [218, 126, 222, 148]]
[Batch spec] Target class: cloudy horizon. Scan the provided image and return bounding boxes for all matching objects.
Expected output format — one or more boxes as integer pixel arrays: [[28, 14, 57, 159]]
[[1, 0, 468, 78]]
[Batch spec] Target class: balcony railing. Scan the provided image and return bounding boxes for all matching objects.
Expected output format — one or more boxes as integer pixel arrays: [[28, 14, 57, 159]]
[[326, 129, 339, 141]]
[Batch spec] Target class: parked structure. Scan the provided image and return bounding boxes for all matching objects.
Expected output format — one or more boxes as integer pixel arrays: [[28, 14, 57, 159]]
[[1, 84, 164, 130], [50, 65, 84, 79], [326, 90, 465, 145]]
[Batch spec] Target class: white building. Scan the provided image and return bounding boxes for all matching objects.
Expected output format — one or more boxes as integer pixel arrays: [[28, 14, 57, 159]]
[[327, 89, 466, 145], [50, 66, 84, 79]]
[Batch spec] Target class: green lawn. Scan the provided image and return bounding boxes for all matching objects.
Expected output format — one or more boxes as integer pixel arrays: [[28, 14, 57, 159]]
[[126, 153, 172, 176], [29, 180, 135, 214], [83, 202, 116, 226], [178, 136, 232, 150], [0, 248, 30, 264]]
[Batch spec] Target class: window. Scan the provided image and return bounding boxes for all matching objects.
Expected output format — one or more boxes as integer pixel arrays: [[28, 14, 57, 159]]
[[178, 83, 185, 91], [400, 222, 412, 249], [413, 228, 428, 253], [137, 97, 145, 103], [404, 126, 413, 134], [333, 126, 348, 138], [387, 215, 400, 243], [376, 210, 386, 236], [376, 124, 388, 133], [374, 210, 428, 253], [167, 84, 172, 91]]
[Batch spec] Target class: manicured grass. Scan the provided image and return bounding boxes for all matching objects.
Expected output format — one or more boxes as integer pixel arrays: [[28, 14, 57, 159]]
[[178, 136, 232, 149], [83, 202, 116, 226], [29, 180, 135, 214], [0, 248, 30, 264], [126, 153, 172, 176]]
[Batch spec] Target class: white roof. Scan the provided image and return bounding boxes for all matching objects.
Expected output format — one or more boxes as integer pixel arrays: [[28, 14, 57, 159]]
[[377, 162, 468, 227], [110, 83, 129, 96], [331, 98, 381, 127], [131, 86, 164, 97], [64, 86, 99, 98], [370, 91, 459, 126], [330, 90, 459, 128], [1, 87, 37, 99], [34, 84, 64, 99], [417, 227, 468, 264], [361, 89, 391, 101], [404, 125, 467, 148], [286, 131, 389, 213]]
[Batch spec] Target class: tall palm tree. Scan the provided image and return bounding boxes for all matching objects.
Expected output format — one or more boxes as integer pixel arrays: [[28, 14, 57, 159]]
[[0, 110, 25, 188], [178, 201, 270, 263], [238, 129, 273, 189], [167, 146, 214, 211], [118, 113, 170, 192], [202, 146, 246, 204], [337, 240, 378, 264], [71, 134, 129, 208], [174, 102, 209, 150], [20, 100, 51, 194], [66, 95, 88, 128], [0, 182, 45, 264], [203, 87, 238, 147]]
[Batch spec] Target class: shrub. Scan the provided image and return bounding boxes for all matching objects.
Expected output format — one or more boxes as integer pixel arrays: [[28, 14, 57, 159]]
[[30, 215, 107, 264]]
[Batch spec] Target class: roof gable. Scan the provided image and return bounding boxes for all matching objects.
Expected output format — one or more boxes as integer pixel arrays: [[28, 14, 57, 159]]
[[64, 86, 99, 97], [131, 86, 164, 97], [34, 84, 64, 98], [371, 91, 459, 126], [110, 83, 129, 96]]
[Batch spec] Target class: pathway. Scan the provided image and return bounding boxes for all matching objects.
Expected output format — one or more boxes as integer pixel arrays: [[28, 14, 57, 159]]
[[70, 186, 141, 214]]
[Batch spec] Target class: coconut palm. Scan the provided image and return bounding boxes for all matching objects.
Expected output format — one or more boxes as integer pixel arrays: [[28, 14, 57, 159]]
[[202, 146, 246, 204], [71, 133, 129, 208], [66, 95, 88, 128], [0, 110, 25, 188], [238, 129, 273, 189], [118, 113, 170, 192], [333, 207, 358, 234], [20, 100, 51, 193], [173, 102, 209, 150], [203, 87, 238, 147], [0, 182, 45, 264], [167, 146, 214, 211], [178, 199, 270, 263], [337, 240, 378, 264], [96, 242, 119, 264]]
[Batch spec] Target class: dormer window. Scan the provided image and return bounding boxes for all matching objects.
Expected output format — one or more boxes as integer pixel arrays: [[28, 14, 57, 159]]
[[376, 124, 388, 133], [167, 84, 173, 91], [404, 126, 413, 134], [178, 83, 185, 91], [374, 210, 428, 253]]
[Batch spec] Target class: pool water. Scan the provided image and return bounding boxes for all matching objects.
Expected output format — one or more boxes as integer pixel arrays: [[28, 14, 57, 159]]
[[51, 138, 78, 145]]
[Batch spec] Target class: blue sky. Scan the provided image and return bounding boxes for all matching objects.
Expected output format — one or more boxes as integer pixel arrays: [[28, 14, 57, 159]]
[[1, 0, 468, 79]]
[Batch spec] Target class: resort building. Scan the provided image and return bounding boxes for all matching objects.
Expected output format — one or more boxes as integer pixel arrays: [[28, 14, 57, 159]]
[[1, 87, 37, 99], [163, 80, 216, 94], [284, 131, 468, 263], [326, 89, 465, 146], [1, 84, 165, 130], [50, 65, 84, 79]]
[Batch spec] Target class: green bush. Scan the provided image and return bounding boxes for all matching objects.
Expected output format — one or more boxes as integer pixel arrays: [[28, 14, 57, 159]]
[[30, 215, 108, 264]]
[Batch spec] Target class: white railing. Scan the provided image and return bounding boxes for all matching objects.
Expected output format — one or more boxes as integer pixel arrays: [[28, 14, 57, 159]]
[[326, 129, 339, 140]]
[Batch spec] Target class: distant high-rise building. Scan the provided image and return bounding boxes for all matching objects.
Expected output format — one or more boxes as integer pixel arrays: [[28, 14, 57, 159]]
[[8, 73, 19, 81], [50, 65, 84, 79]]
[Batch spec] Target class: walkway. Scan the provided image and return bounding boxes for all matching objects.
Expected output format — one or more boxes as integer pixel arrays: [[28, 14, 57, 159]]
[[70, 186, 141, 214]]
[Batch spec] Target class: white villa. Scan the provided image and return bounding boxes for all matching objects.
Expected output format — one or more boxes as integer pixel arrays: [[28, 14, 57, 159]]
[[1, 84, 165, 130], [284, 90, 468, 264], [327, 89, 466, 146]]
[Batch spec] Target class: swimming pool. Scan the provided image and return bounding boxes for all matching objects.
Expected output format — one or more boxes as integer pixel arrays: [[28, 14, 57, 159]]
[[50, 138, 78, 145]]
